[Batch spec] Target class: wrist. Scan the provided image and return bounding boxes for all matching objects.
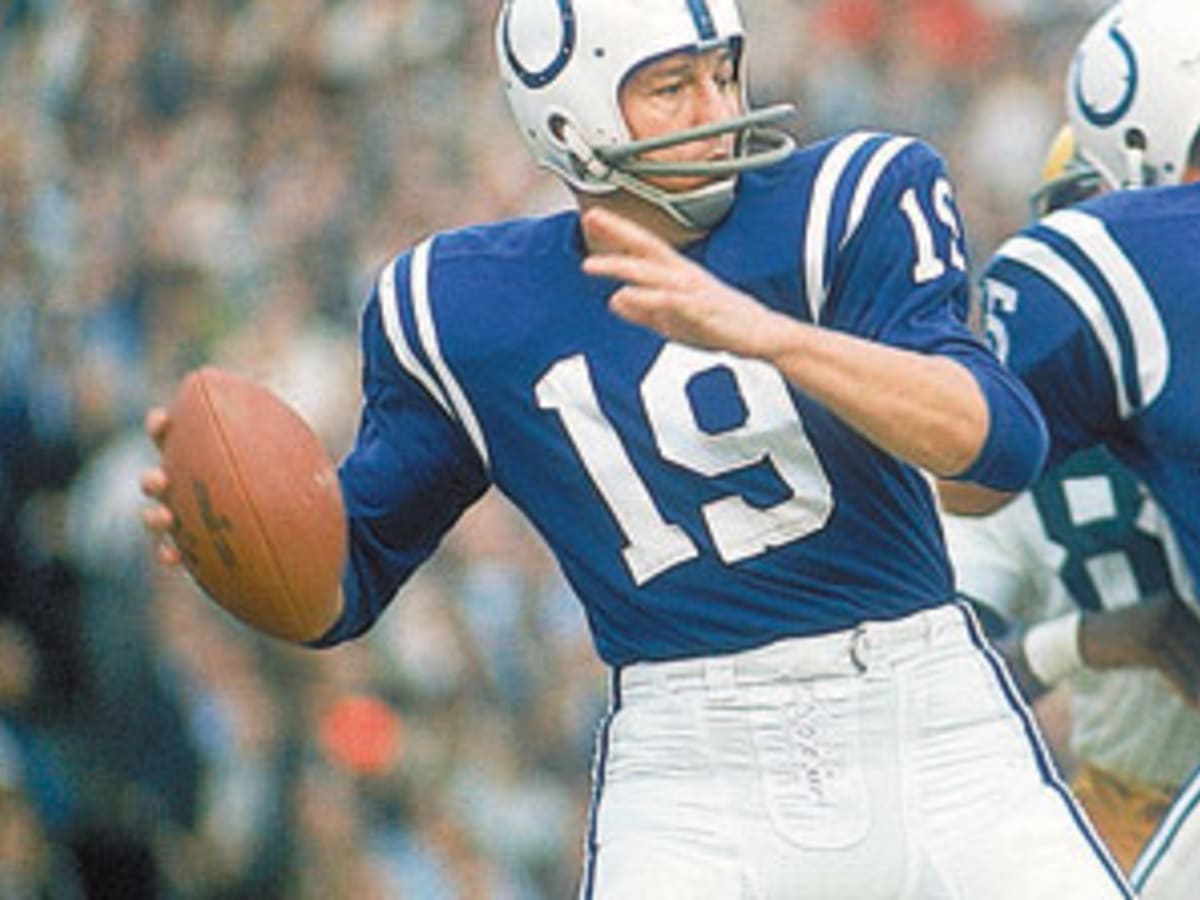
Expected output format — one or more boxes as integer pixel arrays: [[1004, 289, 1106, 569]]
[[748, 313, 814, 369], [733, 305, 794, 361], [1021, 612, 1084, 687]]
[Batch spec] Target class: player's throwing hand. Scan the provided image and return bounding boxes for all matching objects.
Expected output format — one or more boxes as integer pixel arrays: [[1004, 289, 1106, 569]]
[[582, 207, 779, 358]]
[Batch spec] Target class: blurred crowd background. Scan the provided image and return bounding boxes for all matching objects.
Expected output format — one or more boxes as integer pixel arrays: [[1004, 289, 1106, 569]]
[[1, 0, 1112, 897]]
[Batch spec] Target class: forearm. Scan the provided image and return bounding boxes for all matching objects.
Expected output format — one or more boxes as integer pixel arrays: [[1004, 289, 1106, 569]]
[[937, 479, 1016, 515], [997, 597, 1200, 708], [740, 310, 988, 476], [580, 206, 1039, 483]]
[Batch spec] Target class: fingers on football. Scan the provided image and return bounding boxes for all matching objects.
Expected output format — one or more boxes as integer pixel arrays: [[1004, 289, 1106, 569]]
[[145, 407, 171, 448], [139, 468, 168, 499], [140, 503, 174, 536], [140, 503, 182, 568], [156, 541, 182, 567]]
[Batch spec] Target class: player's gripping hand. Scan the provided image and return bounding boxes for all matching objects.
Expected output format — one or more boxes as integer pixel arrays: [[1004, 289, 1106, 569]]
[[581, 207, 782, 357], [139, 407, 183, 568], [1080, 593, 1200, 707], [137, 371, 347, 643]]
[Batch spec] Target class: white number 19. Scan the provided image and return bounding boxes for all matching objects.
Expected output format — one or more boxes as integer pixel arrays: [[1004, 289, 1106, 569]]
[[536, 344, 833, 586], [899, 177, 967, 284]]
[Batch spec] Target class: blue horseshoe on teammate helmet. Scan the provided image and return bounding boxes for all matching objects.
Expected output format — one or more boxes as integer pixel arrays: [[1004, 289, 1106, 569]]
[[1073, 20, 1139, 128]]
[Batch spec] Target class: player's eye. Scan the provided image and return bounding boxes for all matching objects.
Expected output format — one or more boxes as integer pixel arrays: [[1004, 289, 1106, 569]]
[[713, 60, 737, 91]]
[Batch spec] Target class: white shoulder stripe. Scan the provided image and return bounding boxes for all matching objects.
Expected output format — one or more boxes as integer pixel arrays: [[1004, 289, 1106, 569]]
[[1041, 209, 1169, 411], [841, 136, 916, 249], [379, 253, 452, 417], [805, 131, 876, 323], [409, 238, 491, 469], [998, 234, 1133, 418]]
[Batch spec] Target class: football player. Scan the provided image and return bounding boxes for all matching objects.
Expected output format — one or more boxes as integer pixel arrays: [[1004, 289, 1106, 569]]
[[941, 1, 1200, 895], [143, 1, 1133, 896], [942, 121, 1200, 873]]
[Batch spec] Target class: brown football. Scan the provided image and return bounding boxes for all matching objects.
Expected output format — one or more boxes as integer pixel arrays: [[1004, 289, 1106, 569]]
[[161, 367, 346, 643]]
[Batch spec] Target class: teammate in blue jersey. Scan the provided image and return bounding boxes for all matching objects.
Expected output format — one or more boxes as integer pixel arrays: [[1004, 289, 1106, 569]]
[[941, 2, 1200, 897], [943, 121, 1200, 873], [141, 1, 1137, 896]]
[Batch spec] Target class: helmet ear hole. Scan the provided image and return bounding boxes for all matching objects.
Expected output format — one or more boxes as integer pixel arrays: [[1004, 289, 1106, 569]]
[[548, 113, 569, 143], [1124, 128, 1147, 151]]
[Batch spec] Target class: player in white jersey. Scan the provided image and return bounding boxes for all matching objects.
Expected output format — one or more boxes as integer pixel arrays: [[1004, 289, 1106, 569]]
[[943, 121, 1200, 872], [142, 1, 1133, 896], [942, 1, 1200, 896], [943, 445, 1200, 869]]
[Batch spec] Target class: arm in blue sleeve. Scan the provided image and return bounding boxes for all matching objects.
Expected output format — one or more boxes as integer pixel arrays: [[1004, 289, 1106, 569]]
[[307, 286, 489, 648], [817, 140, 1043, 490], [308, 468, 484, 648], [950, 352, 1048, 492]]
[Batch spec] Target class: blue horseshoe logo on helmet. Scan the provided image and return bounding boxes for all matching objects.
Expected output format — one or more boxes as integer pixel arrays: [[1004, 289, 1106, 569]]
[[503, 0, 576, 90], [1073, 20, 1139, 127]]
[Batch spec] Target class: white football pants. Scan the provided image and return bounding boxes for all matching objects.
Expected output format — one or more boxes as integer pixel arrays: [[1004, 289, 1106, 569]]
[[581, 604, 1133, 899], [1131, 762, 1200, 899]]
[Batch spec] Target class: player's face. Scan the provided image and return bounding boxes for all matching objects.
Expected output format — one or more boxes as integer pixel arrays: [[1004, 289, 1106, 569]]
[[619, 46, 742, 193]]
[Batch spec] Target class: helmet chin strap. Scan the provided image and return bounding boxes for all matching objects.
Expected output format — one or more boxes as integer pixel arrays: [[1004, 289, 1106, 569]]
[[560, 105, 795, 232], [608, 166, 738, 231]]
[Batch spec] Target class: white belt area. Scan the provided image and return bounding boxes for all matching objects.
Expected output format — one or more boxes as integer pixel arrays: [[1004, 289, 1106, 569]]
[[617, 602, 973, 695]]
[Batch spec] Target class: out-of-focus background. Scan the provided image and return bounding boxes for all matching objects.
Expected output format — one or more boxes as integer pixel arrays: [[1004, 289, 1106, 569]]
[[0, 1, 1109, 897]]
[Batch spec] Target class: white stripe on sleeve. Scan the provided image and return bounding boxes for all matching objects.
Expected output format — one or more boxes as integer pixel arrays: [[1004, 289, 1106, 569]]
[[1042, 209, 1169, 412], [804, 131, 876, 324], [409, 238, 491, 469], [997, 234, 1133, 418], [379, 253, 453, 417], [841, 136, 916, 250]]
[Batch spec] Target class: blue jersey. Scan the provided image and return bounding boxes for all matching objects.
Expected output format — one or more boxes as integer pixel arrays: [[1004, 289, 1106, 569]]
[[981, 183, 1200, 606], [326, 133, 1043, 665]]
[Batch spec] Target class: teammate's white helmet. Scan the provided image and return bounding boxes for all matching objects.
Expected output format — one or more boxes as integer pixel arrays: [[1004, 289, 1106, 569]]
[[496, 0, 795, 230], [1067, 0, 1200, 189]]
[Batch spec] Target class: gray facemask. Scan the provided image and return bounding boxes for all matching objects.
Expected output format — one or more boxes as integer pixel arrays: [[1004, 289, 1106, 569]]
[[563, 103, 796, 231]]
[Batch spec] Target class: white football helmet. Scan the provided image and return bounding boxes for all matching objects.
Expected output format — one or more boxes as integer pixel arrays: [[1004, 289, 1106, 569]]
[[1067, 0, 1200, 189], [495, 0, 795, 230]]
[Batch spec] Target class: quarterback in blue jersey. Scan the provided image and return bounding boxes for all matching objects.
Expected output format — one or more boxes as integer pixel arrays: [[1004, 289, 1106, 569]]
[[142, 1, 1137, 897], [942, 2, 1200, 897]]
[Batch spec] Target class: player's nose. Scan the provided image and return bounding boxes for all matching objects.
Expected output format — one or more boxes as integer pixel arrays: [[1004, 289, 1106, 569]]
[[694, 79, 736, 126]]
